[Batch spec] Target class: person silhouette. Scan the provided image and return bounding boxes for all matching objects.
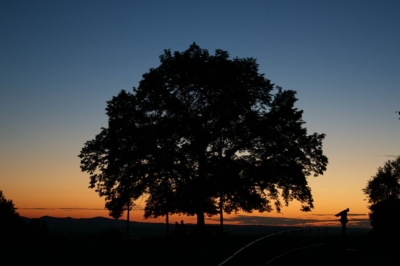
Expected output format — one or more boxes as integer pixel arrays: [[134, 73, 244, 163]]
[[172, 221, 180, 236], [180, 220, 185, 235]]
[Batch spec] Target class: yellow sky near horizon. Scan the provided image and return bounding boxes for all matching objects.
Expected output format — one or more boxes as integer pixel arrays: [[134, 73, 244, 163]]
[[5, 152, 374, 228], [2, 108, 395, 229]]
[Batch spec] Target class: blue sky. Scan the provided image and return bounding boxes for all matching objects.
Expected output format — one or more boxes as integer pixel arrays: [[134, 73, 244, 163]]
[[0, 0, 399, 225]]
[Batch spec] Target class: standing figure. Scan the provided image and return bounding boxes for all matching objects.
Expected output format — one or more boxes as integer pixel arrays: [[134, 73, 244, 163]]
[[180, 220, 185, 235], [172, 221, 180, 236]]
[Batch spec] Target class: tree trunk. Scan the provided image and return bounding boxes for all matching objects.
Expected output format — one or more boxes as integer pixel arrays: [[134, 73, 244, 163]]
[[126, 206, 130, 240], [219, 193, 224, 234], [166, 211, 169, 237], [196, 211, 205, 233]]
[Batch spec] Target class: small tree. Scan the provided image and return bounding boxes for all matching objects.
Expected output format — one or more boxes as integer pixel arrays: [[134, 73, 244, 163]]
[[0, 190, 24, 243], [0, 190, 21, 226], [363, 155, 400, 234]]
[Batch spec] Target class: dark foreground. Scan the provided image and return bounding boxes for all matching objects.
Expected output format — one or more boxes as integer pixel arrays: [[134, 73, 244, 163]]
[[228, 233, 400, 266], [4, 232, 399, 265]]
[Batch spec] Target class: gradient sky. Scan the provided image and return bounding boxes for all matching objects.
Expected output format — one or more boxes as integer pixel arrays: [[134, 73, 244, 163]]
[[1, 0, 399, 227]]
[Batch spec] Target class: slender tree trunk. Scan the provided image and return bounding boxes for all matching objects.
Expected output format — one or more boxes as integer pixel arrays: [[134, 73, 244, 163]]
[[126, 205, 130, 240], [196, 151, 207, 234], [218, 120, 224, 235], [219, 192, 224, 234], [166, 211, 169, 237]]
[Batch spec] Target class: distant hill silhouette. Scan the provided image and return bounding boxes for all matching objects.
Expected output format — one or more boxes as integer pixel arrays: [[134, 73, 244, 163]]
[[21, 216, 165, 238], [20, 216, 371, 239]]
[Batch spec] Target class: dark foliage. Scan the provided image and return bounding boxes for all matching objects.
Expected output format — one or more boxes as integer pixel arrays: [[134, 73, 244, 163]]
[[0, 190, 23, 236], [363, 156, 400, 205], [0, 191, 67, 247], [369, 197, 400, 235], [79, 43, 328, 226], [363, 155, 400, 234]]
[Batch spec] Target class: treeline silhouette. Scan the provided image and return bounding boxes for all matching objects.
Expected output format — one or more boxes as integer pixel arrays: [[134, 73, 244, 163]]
[[2, 217, 66, 248]]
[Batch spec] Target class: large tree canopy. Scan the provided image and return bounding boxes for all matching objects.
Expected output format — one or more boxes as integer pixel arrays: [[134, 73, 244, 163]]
[[79, 43, 328, 227]]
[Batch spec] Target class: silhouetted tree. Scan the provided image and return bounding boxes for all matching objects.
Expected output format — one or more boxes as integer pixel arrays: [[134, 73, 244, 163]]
[[0, 190, 22, 228], [0, 190, 25, 244], [363, 155, 400, 234], [369, 196, 400, 235], [363, 156, 400, 204], [79, 43, 328, 230]]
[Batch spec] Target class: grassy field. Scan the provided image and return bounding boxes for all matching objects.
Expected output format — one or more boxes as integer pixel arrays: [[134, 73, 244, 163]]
[[265, 234, 399, 266], [5, 227, 399, 265]]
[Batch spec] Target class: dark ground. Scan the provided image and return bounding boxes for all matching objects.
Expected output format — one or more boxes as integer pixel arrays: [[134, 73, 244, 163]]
[[4, 230, 399, 265], [3, 217, 397, 265]]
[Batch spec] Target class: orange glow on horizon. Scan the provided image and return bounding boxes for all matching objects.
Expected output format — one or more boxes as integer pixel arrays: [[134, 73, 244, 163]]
[[16, 206, 371, 229]]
